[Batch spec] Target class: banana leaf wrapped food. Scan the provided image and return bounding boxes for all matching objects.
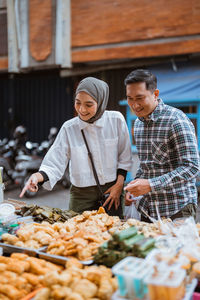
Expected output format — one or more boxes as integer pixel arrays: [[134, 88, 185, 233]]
[[113, 226, 137, 241], [94, 226, 155, 267], [17, 204, 78, 223]]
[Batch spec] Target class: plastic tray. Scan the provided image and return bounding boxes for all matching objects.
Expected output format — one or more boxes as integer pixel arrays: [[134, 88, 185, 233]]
[[111, 279, 197, 300], [37, 247, 93, 266], [112, 257, 152, 299]]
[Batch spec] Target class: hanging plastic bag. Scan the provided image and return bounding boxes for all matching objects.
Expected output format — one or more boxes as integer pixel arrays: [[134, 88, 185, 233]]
[[124, 194, 141, 220]]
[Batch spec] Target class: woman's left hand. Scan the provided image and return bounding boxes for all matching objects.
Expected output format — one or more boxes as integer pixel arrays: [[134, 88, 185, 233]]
[[103, 182, 123, 210]]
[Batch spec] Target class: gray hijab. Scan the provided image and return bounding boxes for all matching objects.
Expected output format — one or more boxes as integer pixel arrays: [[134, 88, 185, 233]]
[[75, 77, 109, 123]]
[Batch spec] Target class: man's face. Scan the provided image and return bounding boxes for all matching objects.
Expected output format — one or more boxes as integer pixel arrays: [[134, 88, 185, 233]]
[[126, 82, 159, 119], [75, 91, 98, 121]]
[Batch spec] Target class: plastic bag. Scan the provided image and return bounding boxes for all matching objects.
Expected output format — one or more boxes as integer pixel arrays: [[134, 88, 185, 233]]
[[125, 201, 141, 220]]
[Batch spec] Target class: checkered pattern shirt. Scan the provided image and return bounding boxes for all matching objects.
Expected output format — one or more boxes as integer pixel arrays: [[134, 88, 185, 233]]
[[134, 99, 200, 218]]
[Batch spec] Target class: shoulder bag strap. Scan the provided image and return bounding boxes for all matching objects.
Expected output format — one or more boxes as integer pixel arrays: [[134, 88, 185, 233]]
[[81, 129, 104, 196]]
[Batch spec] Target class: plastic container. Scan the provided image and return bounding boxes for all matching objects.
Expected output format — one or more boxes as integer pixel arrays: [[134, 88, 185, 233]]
[[0, 167, 4, 204], [111, 278, 197, 300], [112, 256, 152, 299], [146, 248, 190, 271], [0, 203, 15, 225], [0, 203, 15, 217], [16, 216, 34, 224], [145, 267, 186, 300]]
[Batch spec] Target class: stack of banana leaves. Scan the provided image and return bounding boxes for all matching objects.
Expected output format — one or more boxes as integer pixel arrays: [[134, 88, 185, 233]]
[[16, 204, 78, 223], [94, 226, 155, 267]]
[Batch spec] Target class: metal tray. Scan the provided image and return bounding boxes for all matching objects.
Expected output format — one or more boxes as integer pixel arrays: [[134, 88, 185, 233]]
[[37, 247, 93, 266], [0, 242, 39, 256]]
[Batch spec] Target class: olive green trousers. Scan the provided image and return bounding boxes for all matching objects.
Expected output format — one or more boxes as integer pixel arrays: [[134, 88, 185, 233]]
[[69, 181, 124, 218]]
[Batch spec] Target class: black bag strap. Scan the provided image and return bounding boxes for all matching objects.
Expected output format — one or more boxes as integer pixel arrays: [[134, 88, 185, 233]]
[[81, 129, 104, 197]]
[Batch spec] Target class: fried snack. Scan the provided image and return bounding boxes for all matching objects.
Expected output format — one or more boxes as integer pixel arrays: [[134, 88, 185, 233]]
[[67, 292, 84, 300], [7, 259, 30, 274], [51, 285, 72, 299], [1, 208, 122, 259], [1, 233, 19, 244], [15, 241, 25, 247], [33, 231, 53, 245], [0, 254, 65, 300], [41, 271, 61, 286], [77, 246, 93, 261], [11, 277, 30, 291], [0, 256, 10, 264], [97, 207, 106, 214], [6, 261, 26, 274], [33, 288, 50, 300], [35, 258, 117, 300], [0, 263, 6, 272], [24, 240, 41, 249], [71, 279, 97, 299], [58, 271, 72, 285], [16, 228, 33, 242], [0, 295, 10, 300], [0, 274, 12, 284], [85, 267, 103, 285], [10, 253, 29, 260], [22, 272, 41, 286], [97, 277, 115, 300], [28, 259, 51, 275], [0, 284, 22, 300], [66, 257, 83, 270]]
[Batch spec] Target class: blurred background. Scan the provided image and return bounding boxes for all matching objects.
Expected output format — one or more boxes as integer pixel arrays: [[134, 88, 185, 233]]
[[0, 0, 200, 199]]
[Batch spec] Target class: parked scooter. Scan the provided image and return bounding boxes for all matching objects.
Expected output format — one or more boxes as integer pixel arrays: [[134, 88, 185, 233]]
[[15, 150, 42, 198], [0, 126, 33, 192], [0, 126, 42, 197], [0, 126, 71, 198]]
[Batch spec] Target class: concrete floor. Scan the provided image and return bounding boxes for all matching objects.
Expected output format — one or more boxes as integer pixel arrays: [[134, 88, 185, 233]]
[[4, 184, 70, 210]]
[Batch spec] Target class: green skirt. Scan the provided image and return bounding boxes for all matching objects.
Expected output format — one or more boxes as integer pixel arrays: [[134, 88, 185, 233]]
[[69, 180, 124, 218]]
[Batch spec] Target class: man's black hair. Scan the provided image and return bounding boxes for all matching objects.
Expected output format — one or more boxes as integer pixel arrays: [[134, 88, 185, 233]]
[[124, 69, 157, 92]]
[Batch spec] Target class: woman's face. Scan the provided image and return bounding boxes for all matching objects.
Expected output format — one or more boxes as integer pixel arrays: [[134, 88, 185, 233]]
[[75, 91, 98, 121]]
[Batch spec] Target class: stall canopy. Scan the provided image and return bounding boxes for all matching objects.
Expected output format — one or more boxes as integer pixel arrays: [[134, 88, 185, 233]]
[[150, 60, 200, 101]]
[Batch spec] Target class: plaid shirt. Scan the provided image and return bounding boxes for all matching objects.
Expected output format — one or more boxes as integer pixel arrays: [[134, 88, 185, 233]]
[[134, 99, 200, 218]]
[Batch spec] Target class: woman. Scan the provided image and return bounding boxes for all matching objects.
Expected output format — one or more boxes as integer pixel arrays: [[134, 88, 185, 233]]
[[20, 77, 132, 217]]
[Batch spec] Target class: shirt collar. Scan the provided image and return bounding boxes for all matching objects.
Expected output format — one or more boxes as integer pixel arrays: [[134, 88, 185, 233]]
[[78, 112, 105, 130], [139, 98, 164, 122]]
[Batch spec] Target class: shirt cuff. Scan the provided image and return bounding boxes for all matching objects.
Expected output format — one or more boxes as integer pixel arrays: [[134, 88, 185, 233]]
[[149, 177, 164, 192], [117, 169, 127, 180], [38, 171, 49, 185]]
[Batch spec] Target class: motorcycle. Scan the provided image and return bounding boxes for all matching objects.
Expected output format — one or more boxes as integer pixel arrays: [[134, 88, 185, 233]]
[[0, 126, 71, 198], [0, 139, 32, 192], [0, 126, 42, 197], [15, 152, 43, 198]]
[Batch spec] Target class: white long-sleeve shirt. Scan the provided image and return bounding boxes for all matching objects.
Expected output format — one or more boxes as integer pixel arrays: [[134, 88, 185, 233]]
[[40, 110, 132, 189]]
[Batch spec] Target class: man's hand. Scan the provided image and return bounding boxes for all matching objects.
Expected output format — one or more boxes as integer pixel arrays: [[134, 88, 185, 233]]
[[124, 179, 151, 197], [125, 192, 134, 206], [19, 172, 43, 198]]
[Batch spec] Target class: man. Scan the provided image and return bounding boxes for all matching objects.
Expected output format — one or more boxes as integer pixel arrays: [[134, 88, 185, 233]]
[[124, 69, 200, 221]]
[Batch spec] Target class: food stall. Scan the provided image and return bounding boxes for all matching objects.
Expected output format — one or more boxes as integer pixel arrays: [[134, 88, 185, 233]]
[[1, 198, 200, 300]]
